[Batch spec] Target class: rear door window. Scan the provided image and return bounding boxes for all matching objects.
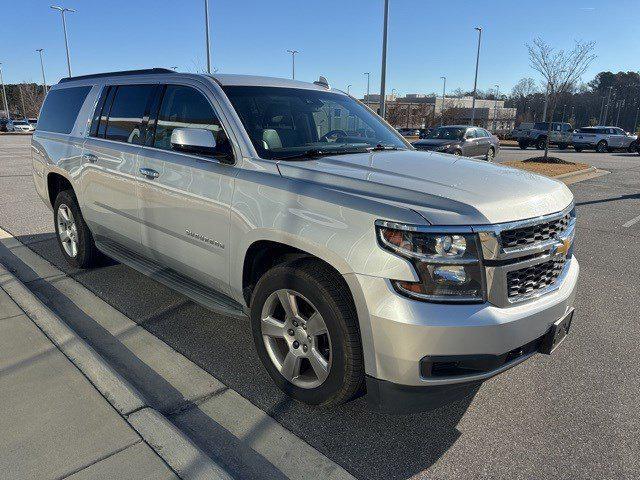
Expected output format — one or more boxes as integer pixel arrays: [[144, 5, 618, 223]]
[[103, 85, 156, 144], [36, 86, 91, 134]]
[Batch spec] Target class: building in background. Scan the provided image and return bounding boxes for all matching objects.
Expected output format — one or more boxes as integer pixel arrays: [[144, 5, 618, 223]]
[[362, 94, 517, 132]]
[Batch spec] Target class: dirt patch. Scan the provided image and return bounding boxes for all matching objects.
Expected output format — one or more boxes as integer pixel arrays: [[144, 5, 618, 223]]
[[503, 159, 590, 177], [500, 139, 519, 147]]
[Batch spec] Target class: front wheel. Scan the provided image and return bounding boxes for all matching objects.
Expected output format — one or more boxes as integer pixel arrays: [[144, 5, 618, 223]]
[[558, 143, 568, 150], [536, 137, 547, 150], [518, 140, 529, 150], [486, 147, 495, 162], [250, 258, 364, 406], [574, 147, 583, 153]]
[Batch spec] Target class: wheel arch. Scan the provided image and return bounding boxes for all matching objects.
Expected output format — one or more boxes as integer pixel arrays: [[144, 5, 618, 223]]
[[47, 171, 75, 207]]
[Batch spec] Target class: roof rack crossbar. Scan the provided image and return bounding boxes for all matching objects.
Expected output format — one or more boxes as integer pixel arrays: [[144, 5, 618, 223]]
[[59, 68, 175, 84]]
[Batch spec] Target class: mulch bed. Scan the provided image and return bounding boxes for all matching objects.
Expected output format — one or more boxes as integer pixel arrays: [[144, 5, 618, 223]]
[[503, 158, 590, 177]]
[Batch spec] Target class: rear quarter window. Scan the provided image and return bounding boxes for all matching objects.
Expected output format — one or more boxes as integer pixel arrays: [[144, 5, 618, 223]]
[[37, 86, 92, 134]]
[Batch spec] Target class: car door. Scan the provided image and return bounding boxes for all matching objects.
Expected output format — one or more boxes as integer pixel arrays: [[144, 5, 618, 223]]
[[136, 82, 237, 295], [81, 83, 157, 253], [464, 128, 483, 157]]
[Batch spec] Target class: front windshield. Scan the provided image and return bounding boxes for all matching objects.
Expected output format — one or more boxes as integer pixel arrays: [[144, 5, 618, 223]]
[[222, 86, 407, 159], [427, 127, 465, 140]]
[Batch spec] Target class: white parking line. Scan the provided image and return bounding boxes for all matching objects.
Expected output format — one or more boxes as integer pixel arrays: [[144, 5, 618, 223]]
[[623, 214, 640, 228]]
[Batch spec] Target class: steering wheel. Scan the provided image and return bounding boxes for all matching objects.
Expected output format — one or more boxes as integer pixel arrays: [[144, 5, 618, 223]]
[[320, 129, 349, 142]]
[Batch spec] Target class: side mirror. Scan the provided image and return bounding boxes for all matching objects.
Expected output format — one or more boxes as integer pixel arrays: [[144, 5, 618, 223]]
[[171, 128, 217, 156]]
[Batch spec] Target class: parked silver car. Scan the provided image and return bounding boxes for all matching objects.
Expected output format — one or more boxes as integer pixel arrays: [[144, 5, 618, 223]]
[[412, 125, 500, 161], [32, 69, 578, 412], [572, 126, 638, 153]]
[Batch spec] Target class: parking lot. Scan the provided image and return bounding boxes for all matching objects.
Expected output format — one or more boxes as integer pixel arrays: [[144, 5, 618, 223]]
[[1, 133, 639, 479]]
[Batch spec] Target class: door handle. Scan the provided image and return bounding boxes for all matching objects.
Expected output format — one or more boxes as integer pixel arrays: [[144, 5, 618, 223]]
[[139, 167, 160, 179], [82, 153, 98, 163]]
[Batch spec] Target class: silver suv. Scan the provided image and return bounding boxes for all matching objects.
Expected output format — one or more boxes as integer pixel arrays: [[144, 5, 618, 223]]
[[572, 126, 638, 153], [32, 69, 579, 412]]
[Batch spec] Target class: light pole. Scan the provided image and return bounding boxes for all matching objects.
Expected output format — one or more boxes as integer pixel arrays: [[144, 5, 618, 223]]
[[615, 99, 623, 126], [603, 86, 614, 124], [561, 104, 566, 122], [364, 72, 370, 97], [204, 0, 212, 74], [36, 49, 48, 94], [0, 63, 10, 120], [634, 106, 639, 133], [470, 26, 482, 126], [379, 0, 389, 119], [598, 95, 606, 124], [440, 76, 446, 126], [286, 50, 299, 80], [347, 84, 352, 95], [50, 6, 75, 77], [493, 84, 499, 131]]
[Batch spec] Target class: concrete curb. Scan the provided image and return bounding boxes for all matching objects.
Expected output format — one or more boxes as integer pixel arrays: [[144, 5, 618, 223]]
[[0, 262, 233, 480], [553, 166, 609, 185]]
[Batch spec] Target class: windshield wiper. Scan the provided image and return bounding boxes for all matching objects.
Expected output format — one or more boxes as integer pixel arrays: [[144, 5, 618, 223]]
[[370, 144, 403, 151], [274, 146, 370, 161]]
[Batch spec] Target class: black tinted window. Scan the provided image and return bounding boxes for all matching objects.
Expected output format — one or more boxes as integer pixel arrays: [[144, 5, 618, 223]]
[[37, 86, 91, 134], [104, 85, 155, 144], [153, 85, 223, 151]]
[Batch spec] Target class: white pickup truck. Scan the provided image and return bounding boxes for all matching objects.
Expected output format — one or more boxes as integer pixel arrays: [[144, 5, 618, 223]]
[[572, 126, 638, 153], [518, 122, 573, 150]]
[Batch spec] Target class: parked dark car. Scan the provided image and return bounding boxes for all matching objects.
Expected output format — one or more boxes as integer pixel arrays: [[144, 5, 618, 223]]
[[0, 118, 15, 132], [412, 125, 500, 161], [419, 127, 435, 139]]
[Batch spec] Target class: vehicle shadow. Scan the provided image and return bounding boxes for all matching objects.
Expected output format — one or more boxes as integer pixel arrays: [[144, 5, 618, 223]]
[[576, 193, 640, 206], [9, 233, 477, 479]]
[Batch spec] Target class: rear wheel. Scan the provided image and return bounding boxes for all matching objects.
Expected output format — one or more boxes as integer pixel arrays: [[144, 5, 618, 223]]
[[574, 147, 583, 153], [453, 149, 462, 156], [596, 140, 608, 153], [250, 258, 363, 406], [558, 143, 568, 150], [518, 140, 528, 150], [536, 137, 547, 150], [53, 190, 102, 269]]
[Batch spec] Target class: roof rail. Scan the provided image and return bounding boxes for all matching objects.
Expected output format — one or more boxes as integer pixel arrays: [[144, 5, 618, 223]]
[[58, 68, 175, 84]]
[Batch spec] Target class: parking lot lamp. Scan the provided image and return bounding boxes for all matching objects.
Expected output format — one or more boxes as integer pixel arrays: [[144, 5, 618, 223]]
[[36, 49, 48, 94], [50, 6, 75, 77], [0, 64, 9, 121], [603, 86, 614, 124], [347, 84, 352, 95], [204, 0, 212, 74], [493, 84, 499, 131], [379, 0, 390, 119], [469, 26, 482, 126], [286, 50, 299, 80], [615, 100, 623, 126], [440, 76, 446, 126], [364, 72, 370, 97]]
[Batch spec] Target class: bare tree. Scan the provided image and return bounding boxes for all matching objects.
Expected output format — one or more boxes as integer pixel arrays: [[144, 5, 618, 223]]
[[527, 38, 596, 160], [511, 77, 538, 117]]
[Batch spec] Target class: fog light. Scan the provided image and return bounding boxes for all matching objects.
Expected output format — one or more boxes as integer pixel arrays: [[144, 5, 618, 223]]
[[433, 265, 467, 284]]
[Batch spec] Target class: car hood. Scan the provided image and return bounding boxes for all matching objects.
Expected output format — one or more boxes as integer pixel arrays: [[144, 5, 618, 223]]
[[276, 150, 573, 225]]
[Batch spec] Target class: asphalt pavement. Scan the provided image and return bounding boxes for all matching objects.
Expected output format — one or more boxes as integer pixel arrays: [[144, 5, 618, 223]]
[[1, 134, 639, 479]]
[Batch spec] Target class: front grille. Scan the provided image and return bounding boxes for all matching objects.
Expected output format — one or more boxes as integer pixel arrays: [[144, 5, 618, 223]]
[[506, 258, 566, 298], [500, 212, 571, 249]]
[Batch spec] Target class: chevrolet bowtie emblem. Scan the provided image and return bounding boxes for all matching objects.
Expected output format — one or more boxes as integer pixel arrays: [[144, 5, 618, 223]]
[[552, 238, 572, 256]]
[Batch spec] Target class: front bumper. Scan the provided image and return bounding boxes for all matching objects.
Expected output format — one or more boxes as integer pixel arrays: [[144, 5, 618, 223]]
[[348, 256, 579, 390]]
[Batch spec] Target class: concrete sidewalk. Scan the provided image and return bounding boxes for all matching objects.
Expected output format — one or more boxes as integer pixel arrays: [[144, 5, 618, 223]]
[[0, 279, 178, 479]]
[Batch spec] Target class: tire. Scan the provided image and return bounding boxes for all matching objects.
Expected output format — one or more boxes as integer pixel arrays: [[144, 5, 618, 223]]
[[558, 143, 568, 150], [53, 190, 102, 269], [485, 147, 495, 162], [574, 147, 583, 153], [453, 149, 462, 156], [250, 258, 363, 406], [627, 142, 637, 153], [596, 140, 608, 153], [536, 137, 547, 150], [518, 140, 528, 150]]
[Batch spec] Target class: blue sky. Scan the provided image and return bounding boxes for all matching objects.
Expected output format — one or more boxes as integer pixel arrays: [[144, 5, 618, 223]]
[[3, 0, 638, 97]]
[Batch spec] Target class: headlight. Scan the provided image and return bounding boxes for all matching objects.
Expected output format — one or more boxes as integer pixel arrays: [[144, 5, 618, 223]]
[[377, 222, 485, 303]]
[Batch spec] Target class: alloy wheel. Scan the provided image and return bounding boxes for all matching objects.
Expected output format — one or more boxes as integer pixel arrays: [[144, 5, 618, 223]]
[[260, 289, 332, 389], [57, 204, 78, 257]]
